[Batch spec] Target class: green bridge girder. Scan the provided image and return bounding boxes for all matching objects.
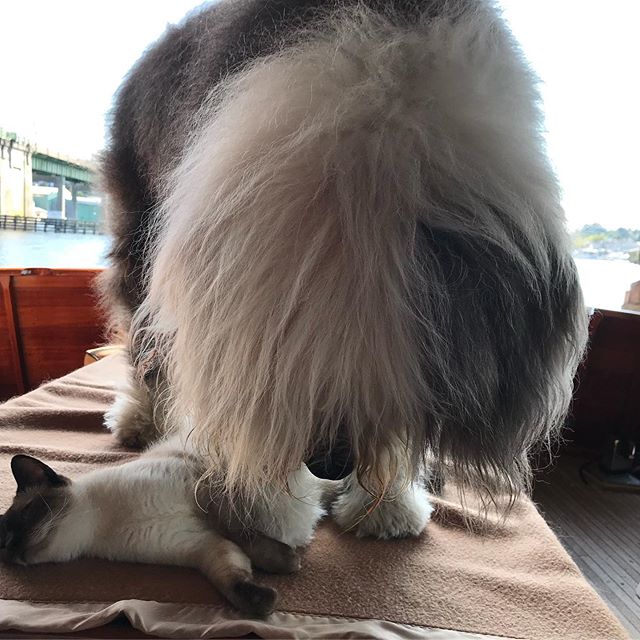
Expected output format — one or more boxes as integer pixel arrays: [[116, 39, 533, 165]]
[[32, 153, 94, 183]]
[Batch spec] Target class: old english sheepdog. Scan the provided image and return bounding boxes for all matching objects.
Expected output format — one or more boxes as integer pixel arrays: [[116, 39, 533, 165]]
[[101, 0, 588, 543]]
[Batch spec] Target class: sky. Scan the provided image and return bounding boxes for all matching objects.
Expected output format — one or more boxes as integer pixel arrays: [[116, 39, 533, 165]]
[[0, 1, 638, 231]]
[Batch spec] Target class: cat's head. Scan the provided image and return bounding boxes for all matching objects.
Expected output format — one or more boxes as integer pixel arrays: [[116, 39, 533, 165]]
[[0, 455, 71, 564]]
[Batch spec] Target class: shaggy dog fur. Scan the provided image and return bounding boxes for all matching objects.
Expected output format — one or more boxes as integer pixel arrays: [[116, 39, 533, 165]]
[[101, 0, 588, 539]]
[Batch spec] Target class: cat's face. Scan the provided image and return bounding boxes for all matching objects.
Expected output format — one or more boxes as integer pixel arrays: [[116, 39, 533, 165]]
[[0, 455, 71, 564]]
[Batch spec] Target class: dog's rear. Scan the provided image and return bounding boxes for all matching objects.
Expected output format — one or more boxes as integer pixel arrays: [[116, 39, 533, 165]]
[[102, 0, 588, 518]]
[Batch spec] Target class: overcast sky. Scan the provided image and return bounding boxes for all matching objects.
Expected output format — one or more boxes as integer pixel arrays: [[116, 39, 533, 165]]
[[1, 1, 637, 231]]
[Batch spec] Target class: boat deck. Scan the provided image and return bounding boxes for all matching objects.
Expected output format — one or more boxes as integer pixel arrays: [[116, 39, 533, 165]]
[[534, 454, 640, 637]]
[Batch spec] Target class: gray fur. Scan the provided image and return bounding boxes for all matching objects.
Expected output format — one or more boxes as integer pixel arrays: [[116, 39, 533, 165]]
[[101, 0, 588, 535]]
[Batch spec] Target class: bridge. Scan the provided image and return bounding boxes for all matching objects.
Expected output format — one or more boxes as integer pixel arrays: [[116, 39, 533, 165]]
[[0, 128, 99, 221]]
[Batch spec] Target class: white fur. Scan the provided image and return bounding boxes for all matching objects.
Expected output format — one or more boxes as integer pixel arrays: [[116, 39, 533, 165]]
[[85, 459, 202, 563], [33, 436, 207, 565], [134, 3, 578, 512], [30, 486, 95, 563], [247, 466, 329, 548], [104, 377, 158, 448], [104, 369, 329, 544], [332, 478, 433, 539]]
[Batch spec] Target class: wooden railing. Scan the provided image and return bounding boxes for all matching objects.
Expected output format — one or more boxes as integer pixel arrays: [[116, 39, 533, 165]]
[[0, 267, 638, 452]]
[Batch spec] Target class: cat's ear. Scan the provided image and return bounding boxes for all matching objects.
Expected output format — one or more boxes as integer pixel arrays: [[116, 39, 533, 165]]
[[10, 455, 70, 493]]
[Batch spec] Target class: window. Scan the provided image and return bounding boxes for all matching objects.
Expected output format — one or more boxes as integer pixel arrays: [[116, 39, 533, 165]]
[[1, 1, 638, 309], [500, 0, 640, 310]]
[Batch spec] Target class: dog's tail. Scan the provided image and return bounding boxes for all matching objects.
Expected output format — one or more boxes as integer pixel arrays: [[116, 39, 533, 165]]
[[141, 4, 587, 502]]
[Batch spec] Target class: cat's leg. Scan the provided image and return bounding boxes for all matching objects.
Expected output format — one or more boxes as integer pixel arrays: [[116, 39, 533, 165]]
[[197, 534, 277, 616], [331, 470, 433, 539], [114, 517, 277, 616], [104, 374, 159, 449], [202, 467, 333, 569], [216, 527, 301, 575], [203, 466, 336, 560], [244, 533, 301, 574]]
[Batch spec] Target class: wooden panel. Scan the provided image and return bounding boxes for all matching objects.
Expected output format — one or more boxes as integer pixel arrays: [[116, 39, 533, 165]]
[[571, 310, 640, 448], [0, 269, 108, 400], [0, 275, 22, 399], [11, 271, 107, 390]]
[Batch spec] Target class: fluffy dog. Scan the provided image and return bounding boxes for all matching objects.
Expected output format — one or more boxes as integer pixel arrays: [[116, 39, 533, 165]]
[[100, 0, 588, 541]]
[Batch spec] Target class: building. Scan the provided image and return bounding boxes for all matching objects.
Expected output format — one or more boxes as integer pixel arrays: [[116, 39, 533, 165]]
[[0, 130, 33, 217]]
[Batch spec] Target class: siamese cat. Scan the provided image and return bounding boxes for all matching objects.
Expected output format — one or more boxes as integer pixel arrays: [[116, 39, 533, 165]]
[[0, 436, 302, 616]]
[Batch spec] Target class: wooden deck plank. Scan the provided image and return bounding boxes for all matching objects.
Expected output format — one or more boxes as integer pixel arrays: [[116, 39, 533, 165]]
[[533, 454, 640, 638], [540, 496, 640, 591]]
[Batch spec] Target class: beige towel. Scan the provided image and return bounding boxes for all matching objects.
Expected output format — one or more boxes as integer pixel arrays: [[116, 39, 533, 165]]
[[0, 355, 628, 639]]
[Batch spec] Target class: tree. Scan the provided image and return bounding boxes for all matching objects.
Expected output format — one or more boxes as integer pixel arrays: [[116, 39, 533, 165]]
[[612, 227, 631, 240], [580, 223, 607, 236]]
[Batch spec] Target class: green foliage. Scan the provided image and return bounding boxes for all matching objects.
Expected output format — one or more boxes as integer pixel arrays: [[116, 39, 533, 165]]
[[579, 223, 607, 236], [571, 224, 640, 257], [572, 233, 603, 249]]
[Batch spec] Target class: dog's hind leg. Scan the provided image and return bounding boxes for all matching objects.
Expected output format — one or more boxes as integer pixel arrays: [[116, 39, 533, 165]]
[[104, 373, 160, 449], [205, 466, 331, 550], [331, 471, 433, 539]]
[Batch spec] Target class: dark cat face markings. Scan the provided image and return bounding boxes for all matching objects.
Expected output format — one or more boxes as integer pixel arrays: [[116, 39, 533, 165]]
[[11, 455, 70, 493], [0, 455, 71, 564]]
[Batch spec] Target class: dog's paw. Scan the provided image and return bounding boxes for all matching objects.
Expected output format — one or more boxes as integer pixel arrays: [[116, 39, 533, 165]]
[[104, 389, 158, 449], [332, 481, 432, 539], [110, 423, 150, 449]]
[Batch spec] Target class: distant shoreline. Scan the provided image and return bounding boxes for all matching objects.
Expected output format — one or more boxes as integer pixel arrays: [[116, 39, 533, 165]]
[[1, 231, 639, 312]]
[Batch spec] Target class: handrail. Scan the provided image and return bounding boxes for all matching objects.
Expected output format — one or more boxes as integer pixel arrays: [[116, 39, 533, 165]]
[[0, 214, 102, 235], [0, 267, 103, 276]]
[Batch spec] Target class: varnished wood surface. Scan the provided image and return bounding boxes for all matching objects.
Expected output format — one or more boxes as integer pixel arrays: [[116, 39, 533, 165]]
[[571, 310, 640, 449], [0, 269, 107, 400], [534, 454, 640, 638], [13, 272, 106, 388], [0, 274, 24, 398]]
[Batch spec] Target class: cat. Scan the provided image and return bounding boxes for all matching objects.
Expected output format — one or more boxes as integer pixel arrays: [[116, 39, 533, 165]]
[[0, 435, 302, 616]]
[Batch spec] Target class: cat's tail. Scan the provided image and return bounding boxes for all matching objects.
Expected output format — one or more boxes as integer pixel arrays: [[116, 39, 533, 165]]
[[138, 4, 587, 503]]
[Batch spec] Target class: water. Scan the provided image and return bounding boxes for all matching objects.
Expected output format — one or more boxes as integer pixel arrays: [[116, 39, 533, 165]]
[[0, 230, 111, 269], [0, 230, 639, 311], [574, 258, 640, 311]]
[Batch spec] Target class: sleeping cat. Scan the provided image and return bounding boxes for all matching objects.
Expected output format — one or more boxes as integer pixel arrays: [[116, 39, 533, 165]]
[[0, 435, 302, 616]]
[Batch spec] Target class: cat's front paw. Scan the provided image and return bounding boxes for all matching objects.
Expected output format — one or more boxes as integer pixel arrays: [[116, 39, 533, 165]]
[[230, 580, 277, 617], [332, 480, 432, 539], [246, 536, 301, 574], [258, 541, 301, 574]]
